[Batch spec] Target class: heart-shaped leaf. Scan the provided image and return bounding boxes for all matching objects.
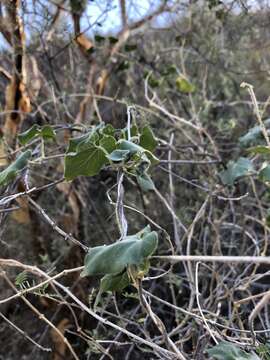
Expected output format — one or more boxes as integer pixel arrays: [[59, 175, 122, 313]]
[[65, 147, 106, 180], [65, 135, 116, 180]]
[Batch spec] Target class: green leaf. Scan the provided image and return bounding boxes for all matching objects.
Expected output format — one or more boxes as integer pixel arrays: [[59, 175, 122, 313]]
[[100, 271, 130, 293], [136, 172, 155, 191], [176, 76, 195, 93], [107, 149, 130, 162], [117, 60, 130, 71], [139, 125, 158, 152], [102, 124, 115, 137], [81, 230, 158, 277], [248, 146, 270, 155], [119, 139, 159, 165], [143, 150, 159, 165], [108, 36, 118, 44], [87, 47, 95, 55], [64, 134, 116, 180], [66, 133, 88, 153], [207, 0, 223, 10], [124, 44, 137, 52], [95, 34, 105, 42], [70, 0, 87, 13], [239, 119, 270, 147], [67, 130, 99, 153], [219, 157, 254, 186], [0, 150, 31, 186], [256, 342, 270, 359], [147, 74, 162, 88], [64, 147, 107, 180], [15, 271, 28, 287], [99, 135, 116, 154], [40, 125, 56, 140], [162, 64, 177, 76], [259, 165, 270, 182], [207, 341, 260, 360], [93, 226, 154, 307], [76, 132, 100, 152], [119, 140, 144, 155], [122, 124, 139, 139], [64, 135, 116, 180], [135, 225, 151, 238], [94, 271, 131, 309], [18, 125, 39, 145], [18, 125, 55, 145]]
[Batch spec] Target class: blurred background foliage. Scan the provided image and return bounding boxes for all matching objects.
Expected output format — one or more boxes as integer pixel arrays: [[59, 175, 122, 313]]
[[1, 0, 270, 359]]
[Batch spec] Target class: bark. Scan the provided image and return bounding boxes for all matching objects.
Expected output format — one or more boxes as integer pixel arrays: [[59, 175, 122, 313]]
[[2, 0, 31, 147]]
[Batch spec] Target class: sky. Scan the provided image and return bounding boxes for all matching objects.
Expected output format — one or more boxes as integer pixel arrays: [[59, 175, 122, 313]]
[[0, 0, 261, 49], [0, 0, 172, 48], [85, 0, 172, 33]]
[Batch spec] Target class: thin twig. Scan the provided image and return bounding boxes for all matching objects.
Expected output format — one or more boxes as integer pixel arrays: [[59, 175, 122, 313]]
[[0, 311, 51, 352]]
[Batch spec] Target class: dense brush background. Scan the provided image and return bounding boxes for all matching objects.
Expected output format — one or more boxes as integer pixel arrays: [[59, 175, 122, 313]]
[[1, 0, 270, 359]]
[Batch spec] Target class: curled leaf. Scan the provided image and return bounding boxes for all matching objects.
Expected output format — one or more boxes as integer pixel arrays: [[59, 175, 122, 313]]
[[0, 150, 31, 186], [81, 230, 158, 277]]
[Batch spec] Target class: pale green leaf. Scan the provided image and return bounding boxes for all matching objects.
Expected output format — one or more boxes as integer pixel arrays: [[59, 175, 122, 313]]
[[207, 342, 260, 360], [107, 149, 130, 162], [176, 76, 195, 93], [219, 157, 254, 186], [0, 150, 32, 186], [239, 119, 270, 147], [81, 230, 158, 277], [119, 139, 144, 154], [137, 172, 155, 191], [119, 140, 159, 165]]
